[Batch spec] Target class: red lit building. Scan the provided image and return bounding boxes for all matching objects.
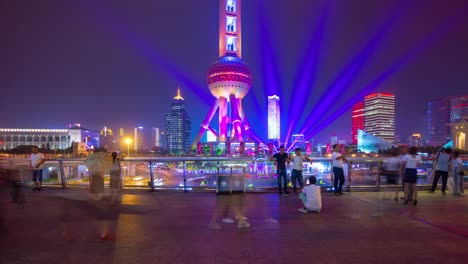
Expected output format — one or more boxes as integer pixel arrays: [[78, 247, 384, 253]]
[[351, 102, 365, 145]]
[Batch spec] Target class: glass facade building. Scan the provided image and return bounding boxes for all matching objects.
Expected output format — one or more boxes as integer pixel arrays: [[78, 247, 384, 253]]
[[428, 95, 468, 146], [165, 89, 191, 154], [357, 129, 394, 153], [267, 95, 280, 140], [364, 92, 395, 143], [351, 102, 365, 145]]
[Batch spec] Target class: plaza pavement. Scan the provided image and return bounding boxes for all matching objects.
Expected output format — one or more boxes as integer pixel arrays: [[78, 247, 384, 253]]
[[1, 186, 467, 264]]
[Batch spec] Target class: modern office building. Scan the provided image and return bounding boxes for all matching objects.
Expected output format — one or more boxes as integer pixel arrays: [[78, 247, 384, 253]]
[[268, 95, 281, 141], [428, 95, 468, 146], [165, 89, 191, 154], [152, 127, 162, 147], [134, 127, 144, 151], [351, 102, 365, 145], [364, 92, 395, 143]]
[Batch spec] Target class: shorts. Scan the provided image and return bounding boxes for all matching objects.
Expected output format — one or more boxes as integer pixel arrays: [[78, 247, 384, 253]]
[[383, 173, 399, 184], [404, 168, 417, 184], [32, 170, 43, 182]]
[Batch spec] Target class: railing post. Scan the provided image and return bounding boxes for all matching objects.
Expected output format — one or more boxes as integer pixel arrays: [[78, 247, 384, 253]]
[[149, 161, 155, 192], [58, 160, 67, 189], [346, 161, 352, 192], [183, 161, 187, 193]]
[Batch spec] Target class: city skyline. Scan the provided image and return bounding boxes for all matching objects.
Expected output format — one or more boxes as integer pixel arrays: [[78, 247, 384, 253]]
[[2, 0, 467, 143]]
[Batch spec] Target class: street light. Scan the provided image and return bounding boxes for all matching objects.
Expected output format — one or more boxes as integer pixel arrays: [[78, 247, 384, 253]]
[[125, 138, 132, 156]]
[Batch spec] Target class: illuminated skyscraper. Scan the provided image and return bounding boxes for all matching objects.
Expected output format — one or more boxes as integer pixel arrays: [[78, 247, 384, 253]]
[[364, 92, 395, 143], [166, 88, 191, 154], [152, 127, 161, 147], [351, 102, 365, 145], [134, 127, 144, 151], [268, 95, 280, 140]]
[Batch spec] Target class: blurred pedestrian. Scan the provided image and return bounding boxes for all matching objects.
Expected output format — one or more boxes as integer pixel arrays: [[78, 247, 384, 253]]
[[401, 147, 421, 205], [109, 152, 122, 202], [451, 151, 464, 197], [380, 151, 401, 201]]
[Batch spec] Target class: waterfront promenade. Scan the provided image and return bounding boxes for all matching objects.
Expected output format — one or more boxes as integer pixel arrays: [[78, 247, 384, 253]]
[[1, 187, 467, 264]]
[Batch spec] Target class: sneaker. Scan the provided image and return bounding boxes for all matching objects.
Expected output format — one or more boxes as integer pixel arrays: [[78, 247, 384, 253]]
[[32, 188, 37, 191], [442, 191, 446, 195], [237, 220, 251, 228], [236, 216, 248, 221], [208, 222, 222, 230], [297, 208, 308, 213], [282, 193, 290, 197], [265, 218, 279, 224], [222, 218, 235, 224], [427, 190, 435, 193]]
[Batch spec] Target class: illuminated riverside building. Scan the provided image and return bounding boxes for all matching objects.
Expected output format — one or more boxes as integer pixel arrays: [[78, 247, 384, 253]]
[[100, 126, 117, 151], [193, 0, 263, 149], [408, 133, 426, 147], [351, 102, 365, 145], [268, 95, 280, 141], [364, 92, 395, 143], [428, 95, 468, 146], [0, 125, 99, 150], [166, 89, 191, 154]]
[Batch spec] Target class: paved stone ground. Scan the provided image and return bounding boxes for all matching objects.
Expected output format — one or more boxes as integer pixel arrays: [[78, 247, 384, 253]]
[[0, 186, 467, 264]]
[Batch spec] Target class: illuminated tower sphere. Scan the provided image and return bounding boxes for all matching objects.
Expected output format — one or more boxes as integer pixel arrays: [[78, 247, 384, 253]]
[[207, 56, 251, 100], [194, 0, 254, 145]]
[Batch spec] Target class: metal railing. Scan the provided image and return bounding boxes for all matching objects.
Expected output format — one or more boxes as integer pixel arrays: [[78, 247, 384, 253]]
[[1, 157, 467, 192]]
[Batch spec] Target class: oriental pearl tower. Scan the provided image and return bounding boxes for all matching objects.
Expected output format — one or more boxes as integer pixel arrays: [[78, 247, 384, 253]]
[[193, 0, 260, 148]]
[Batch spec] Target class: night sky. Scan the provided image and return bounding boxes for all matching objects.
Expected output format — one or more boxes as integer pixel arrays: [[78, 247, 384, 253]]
[[2, 0, 467, 144]]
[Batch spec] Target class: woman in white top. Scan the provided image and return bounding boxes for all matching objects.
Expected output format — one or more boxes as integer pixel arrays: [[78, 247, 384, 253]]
[[401, 147, 422, 205], [451, 151, 464, 196]]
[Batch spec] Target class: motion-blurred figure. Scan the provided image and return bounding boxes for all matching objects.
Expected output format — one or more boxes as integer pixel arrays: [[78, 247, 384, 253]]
[[209, 194, 249, 229]]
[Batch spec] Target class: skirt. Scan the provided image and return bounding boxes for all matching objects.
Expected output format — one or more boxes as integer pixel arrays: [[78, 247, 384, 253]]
[[404, 168, 418, 184]]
